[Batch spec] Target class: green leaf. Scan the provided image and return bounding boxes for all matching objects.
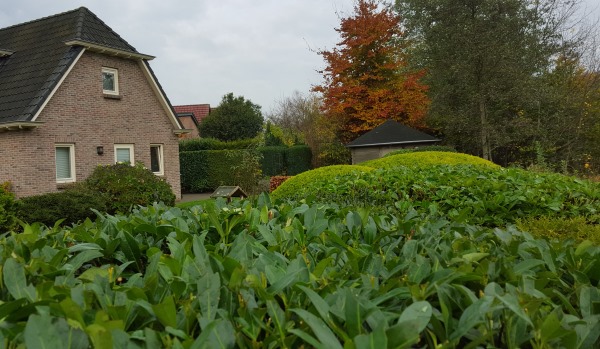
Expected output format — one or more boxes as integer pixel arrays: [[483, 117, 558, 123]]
[[24, 314, 64, 349], [119, 231, 143, 272], [86, 323, 113, 349], [64, 250, 104, 275], [450, 297, 492, 341], [197, 272, 221, 329], [513, 259, 545, 275], [387, 301, 432, 349], [3, 258, 36, 302], [539, 310, 572, 343], [151, 295, 177, 328], [191, 319, 235, 349], [461, 252, 489, 263], [291, 308, 343, 349], [496, 292, 533, 327], [579, 286, 600, 318], [78, 267, 110, 283], [297, 285, 331, 324], [344, 288, 364, 337], [575, 240, 594, 257], [354, 326, 387, 349], [267, 256, 309, 294], [574, 315, 600, 349], [257, 224, 277, 246], [0, 298, 28, 320], [67, 243, 102, 253], [267, 300, 286, 342], [288, 328, 324, 349]]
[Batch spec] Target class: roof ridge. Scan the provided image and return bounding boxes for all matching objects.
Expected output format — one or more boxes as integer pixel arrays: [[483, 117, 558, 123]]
[[74, 7, 86, 39], [0, 7, 82, 31], [74, 7, 137, 52]]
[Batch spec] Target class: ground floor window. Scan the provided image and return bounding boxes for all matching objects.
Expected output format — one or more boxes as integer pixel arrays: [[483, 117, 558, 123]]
[[150, 144, 164, 175], [55, 144, 75, 183], [115, 144, 134, 164]]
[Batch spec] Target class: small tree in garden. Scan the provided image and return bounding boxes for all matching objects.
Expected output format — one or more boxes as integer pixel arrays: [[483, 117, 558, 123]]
[[269, 91, 351, 166], [199, 93, 264, 141]]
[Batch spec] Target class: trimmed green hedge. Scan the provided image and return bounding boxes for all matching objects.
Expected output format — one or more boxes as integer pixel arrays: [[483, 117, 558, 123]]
[[179, 137, 259, 151], [181, 149, 259, 192], [180, 151, 211, 192], [181, 144, 312, 192], [260, 146, 287, 176], [286, 145, 312, 175]]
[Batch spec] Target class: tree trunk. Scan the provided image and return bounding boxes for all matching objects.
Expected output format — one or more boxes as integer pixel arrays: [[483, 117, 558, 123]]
[[479, 98, 492, 161]]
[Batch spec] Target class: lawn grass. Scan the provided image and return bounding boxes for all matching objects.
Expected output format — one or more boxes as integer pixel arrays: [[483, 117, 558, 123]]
[[176, 198, 212, 209]]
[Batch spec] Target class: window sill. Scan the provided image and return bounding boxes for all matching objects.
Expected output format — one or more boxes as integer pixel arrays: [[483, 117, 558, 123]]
[[56, 182, 76, 190], [103, 93, 122, 100]]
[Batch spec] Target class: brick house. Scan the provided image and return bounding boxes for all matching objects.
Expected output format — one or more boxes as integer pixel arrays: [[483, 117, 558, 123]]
[[0, 7, 189, 199], [173, 104, 211, 139], [346, 120, 440, 164]]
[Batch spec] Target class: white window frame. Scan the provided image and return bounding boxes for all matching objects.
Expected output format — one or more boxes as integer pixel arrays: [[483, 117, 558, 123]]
[[55, 144, 76, 183], [102, 67, 119, 95], [114, 144, 134, 164], [150, 144, 164, 176]]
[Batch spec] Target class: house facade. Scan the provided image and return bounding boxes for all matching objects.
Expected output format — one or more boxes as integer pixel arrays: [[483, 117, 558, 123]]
[[0, 7, 188, 199], [346, 120, 440, 164], [173, 104, 211, 139]]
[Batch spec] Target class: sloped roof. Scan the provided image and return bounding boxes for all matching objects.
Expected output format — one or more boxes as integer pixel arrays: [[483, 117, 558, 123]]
[[0, 7, 144, 124], [173, 104, 211, 124], [346, 120, 440, 148]]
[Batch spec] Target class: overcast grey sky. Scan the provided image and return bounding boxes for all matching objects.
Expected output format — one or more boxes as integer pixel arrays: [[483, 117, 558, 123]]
[[1, 0, 598, 113]]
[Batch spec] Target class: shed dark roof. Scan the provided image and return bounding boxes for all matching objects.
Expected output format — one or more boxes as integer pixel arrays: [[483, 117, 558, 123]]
[[346, 120, 440, 148], [0, 7, 140, 124]]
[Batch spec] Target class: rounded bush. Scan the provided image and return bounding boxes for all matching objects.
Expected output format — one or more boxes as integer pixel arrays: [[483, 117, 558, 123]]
[[362, 151, 499, 169], [17, 186, 108, 227], [272, 164, 600, 227], [270, 165, 373, 201], [85, 162, 175, 214]]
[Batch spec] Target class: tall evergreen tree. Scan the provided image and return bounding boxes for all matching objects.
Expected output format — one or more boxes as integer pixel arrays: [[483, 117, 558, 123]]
[[397, 0, 565, 162], [199, 93, 263, 141]]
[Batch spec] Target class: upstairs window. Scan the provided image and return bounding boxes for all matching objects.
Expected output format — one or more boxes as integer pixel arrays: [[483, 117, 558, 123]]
[[102, 67, 119, 95]]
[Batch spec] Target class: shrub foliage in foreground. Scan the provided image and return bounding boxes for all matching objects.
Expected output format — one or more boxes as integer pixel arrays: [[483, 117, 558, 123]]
[[0, 199, 598, 347]]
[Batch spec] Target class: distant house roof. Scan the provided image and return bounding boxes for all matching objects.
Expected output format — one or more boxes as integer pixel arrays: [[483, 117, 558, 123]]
[[0, 7, 170, 127], [173, 104, 211, 125], [346, 120, 440, 148]]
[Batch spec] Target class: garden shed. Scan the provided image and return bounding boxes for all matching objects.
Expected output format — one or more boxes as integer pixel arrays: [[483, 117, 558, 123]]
[[346, 120, 440, 164]]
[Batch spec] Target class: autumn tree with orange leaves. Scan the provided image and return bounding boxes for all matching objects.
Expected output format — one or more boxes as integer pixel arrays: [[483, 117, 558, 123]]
[[313, 0, 429, 142]]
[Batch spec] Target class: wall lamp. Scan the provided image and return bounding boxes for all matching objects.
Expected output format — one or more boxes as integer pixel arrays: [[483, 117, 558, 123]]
[[97, 146, 104, 155]]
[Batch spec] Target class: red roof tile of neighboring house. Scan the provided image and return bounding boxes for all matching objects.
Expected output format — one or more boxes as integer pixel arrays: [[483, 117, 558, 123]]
[[173, 104, 210, 122]]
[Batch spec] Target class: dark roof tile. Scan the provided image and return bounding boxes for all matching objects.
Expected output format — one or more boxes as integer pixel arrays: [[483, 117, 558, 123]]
[[0, 7, 141, 124]]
